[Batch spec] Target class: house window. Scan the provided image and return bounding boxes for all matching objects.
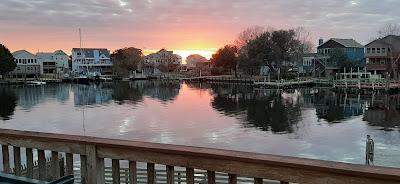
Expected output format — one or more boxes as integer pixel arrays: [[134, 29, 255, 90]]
[[77, 52, 81, 56], [372, 48, 375, 53], [381, 59, 385, 64], [382, 48, 386, 53], [377, 48, 381, 53], [367, 48, 371, 53]]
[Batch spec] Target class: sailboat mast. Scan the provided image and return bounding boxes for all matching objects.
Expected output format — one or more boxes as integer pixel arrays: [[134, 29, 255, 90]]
[[79, 28, 89, 73]]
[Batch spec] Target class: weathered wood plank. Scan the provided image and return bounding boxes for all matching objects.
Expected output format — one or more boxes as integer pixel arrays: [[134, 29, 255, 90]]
[[2, 145, 10, 174], [97, 145, 400, 184], [97, 157, 105, 184], [59, 157, 65, 177], [80, 155, 88, 184], [129, 161, 137, 184], [51, 151, 60, 179], [186, 168, 194, 184], [1, 129, 400, 184], [0, 136, 85, 155], [38, 149, 46, 180], [112, 159, 120, 184], [166, 165, 174, 184], [85, 145, 97, 184], [254, 178, 262, 184], [65, 153, 73, 176], [207, 170, 215, 184], [147, 162, 155, 184], [13, 146, 21, 176], [26, 148, 34, 178], [228, 174, 237, 184]]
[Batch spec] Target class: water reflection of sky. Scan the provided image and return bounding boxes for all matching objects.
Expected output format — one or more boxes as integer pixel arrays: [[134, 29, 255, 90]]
[[0, 82, 399, 168]]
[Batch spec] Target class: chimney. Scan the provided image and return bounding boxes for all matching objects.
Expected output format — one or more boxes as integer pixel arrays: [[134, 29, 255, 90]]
[[319, 38, 324, 46]]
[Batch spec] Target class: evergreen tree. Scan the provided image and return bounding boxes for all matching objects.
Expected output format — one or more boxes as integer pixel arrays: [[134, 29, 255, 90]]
[[0, 44, 16, 76]]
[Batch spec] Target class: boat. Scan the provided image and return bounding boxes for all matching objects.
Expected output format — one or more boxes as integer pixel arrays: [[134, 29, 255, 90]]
[[74, 75, 90, 85], [27, 81, 46, 85], [100, 77, 113, 82]]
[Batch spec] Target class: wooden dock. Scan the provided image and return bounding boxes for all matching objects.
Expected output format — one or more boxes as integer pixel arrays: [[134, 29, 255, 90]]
[[334, 79, 400, 91]]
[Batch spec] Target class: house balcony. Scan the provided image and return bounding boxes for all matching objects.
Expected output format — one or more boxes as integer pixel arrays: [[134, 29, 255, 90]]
[[0, 128, 399, 184], [366, 64, 387, 71]]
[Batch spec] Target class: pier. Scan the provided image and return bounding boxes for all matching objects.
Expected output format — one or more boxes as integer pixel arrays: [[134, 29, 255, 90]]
[[0, 129, 400, 184]]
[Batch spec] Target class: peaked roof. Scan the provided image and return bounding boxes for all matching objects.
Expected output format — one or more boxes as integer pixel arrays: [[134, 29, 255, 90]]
[[12, 50, 35, 57], [365, 35, 400, 47], [54, 50, 67, 55], [332, 38, 363, 48], [318, 38, 364, 49]]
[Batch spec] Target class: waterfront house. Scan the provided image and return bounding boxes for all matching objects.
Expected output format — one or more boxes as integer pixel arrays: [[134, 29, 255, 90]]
[[315, 38, 364, 76], [365, 35, 400, 79], [10, 50, 40, 78], [299, 53, 317, 76], [36, 50, 69, 75], [71, 48, 112, 75], [144, 49, 182, 66]]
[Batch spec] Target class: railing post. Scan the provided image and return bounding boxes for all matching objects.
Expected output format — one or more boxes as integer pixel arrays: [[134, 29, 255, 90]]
[[38, 149, 46, 180], [97, 158, 105, 184], [65, 153, 73, 176], [254, 177, 263, 184], [112, 159, 120, 184], [13, 146, 21, 176], [85, 145, 97, 184], [129, 161, 137, 184], [207, 170, 215, 184], [51, 151, 60, 179], [186, 168, 194, 184], [166, 165, 174, 184], [26, 148, 34, 178], [147, 162, 156, 184], [80, 155, 88, 184], [2, 145, 10, 174], [228, 174, 237, 184]]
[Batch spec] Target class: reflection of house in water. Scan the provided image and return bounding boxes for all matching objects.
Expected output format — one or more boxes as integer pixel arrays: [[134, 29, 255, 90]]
[[313, 90, 364, 122], [73, 84, 113, 106], [363, 95, 400, 129], [16, 85, 70, 109], [298, 88, 317, 109], [209, 84, 302, 133], [129, 81, 181, 102]]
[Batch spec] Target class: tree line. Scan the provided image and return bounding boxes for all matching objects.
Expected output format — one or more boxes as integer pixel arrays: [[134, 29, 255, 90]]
[[210, 26, 313, 78], [210, 23, 400, 78]]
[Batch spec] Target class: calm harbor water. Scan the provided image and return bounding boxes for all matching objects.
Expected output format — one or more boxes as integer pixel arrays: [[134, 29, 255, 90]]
[[0, 81, 400, 168]]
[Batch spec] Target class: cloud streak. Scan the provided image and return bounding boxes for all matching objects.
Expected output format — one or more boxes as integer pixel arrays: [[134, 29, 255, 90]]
[[0, 0, 399, 54]]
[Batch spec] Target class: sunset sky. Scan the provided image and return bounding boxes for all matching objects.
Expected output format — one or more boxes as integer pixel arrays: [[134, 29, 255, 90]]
[[1, 0, 399, 61]]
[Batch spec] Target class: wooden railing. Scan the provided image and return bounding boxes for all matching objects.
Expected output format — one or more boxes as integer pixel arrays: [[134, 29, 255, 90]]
[[0, 128, 400, 184]]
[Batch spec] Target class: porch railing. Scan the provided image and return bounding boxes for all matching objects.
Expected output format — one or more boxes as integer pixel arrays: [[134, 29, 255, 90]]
[[0, 128, 399, 184]]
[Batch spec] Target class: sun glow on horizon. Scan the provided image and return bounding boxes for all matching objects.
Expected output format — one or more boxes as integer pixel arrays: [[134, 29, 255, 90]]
[[144, 48, 217, 64]]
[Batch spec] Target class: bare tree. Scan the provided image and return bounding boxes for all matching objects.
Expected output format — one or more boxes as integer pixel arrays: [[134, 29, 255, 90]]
[[378, 23, 400, 37], [294, 27, 314, 53], [234, 26, 266, 49]]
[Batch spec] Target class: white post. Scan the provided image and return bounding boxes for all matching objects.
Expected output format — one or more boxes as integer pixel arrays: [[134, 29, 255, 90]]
[[344, 67, 347, 89]]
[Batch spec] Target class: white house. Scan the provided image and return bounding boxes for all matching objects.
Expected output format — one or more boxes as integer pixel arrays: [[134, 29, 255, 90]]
[[144, 49, 182, 66], [11, 50, 40, 78], [36, 50, 69, 75], [71, 48, 112, 74]]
